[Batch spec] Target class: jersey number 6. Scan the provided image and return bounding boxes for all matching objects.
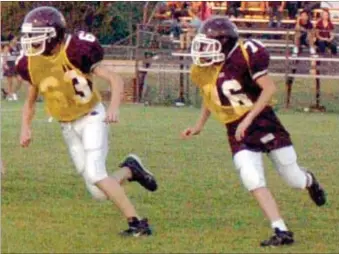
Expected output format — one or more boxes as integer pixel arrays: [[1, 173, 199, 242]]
[[221, 80, 253, 107], [78, 31, 96, 43]]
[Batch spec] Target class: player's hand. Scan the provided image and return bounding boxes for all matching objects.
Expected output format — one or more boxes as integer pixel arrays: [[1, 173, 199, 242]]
[[104, 105, 119, 124], [20, 126, 32, 148], [180, 126, 202, 139], [235, 116, 253, 141]]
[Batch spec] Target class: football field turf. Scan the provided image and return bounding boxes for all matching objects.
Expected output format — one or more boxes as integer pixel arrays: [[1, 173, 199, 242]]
[[1, 98, 339, 253]]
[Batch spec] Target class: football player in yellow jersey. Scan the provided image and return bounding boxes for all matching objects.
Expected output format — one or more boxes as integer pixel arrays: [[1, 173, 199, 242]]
[[17, 6, 157, 236], [181, 16, 326, 247]]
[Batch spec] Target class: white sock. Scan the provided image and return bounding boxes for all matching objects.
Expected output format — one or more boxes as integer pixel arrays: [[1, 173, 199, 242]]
[[306, 172, 313, 187], [271, 219, 288, 231]]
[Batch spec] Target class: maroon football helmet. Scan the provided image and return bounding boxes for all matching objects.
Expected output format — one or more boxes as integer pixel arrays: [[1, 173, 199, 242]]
[[191, 16, 239, 67], [20, 6, 66, 56]]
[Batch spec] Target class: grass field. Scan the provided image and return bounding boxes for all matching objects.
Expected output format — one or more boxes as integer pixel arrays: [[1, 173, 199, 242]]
[[1, 78, 339, 253]]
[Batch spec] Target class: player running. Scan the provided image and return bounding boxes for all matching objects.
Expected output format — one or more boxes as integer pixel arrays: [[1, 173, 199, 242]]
[[17, 6, 157, 236], [181, 16, 326, 247]]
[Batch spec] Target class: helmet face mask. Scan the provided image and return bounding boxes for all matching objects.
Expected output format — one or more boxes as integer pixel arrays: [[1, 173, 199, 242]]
[[191, 34, 225, 67], [21, 23, 57, 56]]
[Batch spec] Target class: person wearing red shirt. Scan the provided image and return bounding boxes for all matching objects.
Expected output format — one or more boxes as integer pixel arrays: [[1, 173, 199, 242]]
[[316, 9, 337, 55]]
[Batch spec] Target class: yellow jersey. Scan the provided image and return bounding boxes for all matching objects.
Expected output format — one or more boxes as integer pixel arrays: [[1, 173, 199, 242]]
[[190, 40, 274, 124], [16, 32, 103, 122]]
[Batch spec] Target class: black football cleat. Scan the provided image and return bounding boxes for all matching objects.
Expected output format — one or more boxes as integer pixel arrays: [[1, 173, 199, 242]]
[[260, 228, 294, 247], [119, 154, 157, 192], [120, 218, 152, 237], [307, 171, 326, 206]]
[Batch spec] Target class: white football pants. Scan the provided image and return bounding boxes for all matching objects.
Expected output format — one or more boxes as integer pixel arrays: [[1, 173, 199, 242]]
[[61, 103, 108, 200], [233, 146, 308, 191]]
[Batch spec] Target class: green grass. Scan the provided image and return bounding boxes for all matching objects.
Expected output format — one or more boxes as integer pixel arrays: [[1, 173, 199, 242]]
[[1, 82, 339, 253]]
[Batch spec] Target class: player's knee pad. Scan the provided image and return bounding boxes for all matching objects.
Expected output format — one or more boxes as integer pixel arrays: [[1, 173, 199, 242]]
[[269, 146, 307, 189], [234, 150, 266, 191], [85, 180, 107, 201], [83, 149, 108, 185]]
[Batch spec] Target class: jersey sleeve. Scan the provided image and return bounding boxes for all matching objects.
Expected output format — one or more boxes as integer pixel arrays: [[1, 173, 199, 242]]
[[15, 54, 33, 84], [247, 40, 270, 81], [66, 32, 104, 74]]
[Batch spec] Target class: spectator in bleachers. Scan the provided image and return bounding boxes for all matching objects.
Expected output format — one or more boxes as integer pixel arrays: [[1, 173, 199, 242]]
[[300, 1, 321, 16], [293, 10, 317, 55], [266, 1, 286, 28], [180, 3, 202, 49], [154, 1, 181, 39], [315, 9, 337, 55], [178, 2, 192, 49], [226, 1, 241, 18], [286, 1, 300, 20], [154, 1, 171, 24]]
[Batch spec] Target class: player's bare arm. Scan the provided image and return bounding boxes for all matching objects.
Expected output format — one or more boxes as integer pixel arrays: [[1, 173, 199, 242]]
[[181, 104, 210, 139], [93, 64, 124, 123], [279, 1, 285, 12], [20, 85, 38, 147], [235, 74, 277, 141]]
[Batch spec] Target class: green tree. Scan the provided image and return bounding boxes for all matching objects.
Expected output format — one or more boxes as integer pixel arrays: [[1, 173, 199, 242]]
[[1, 1, 154, 44]]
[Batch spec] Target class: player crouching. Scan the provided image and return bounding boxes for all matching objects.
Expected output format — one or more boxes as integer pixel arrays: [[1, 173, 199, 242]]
[[17, 6, 157, 236], [181, 16, 326, 247]]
